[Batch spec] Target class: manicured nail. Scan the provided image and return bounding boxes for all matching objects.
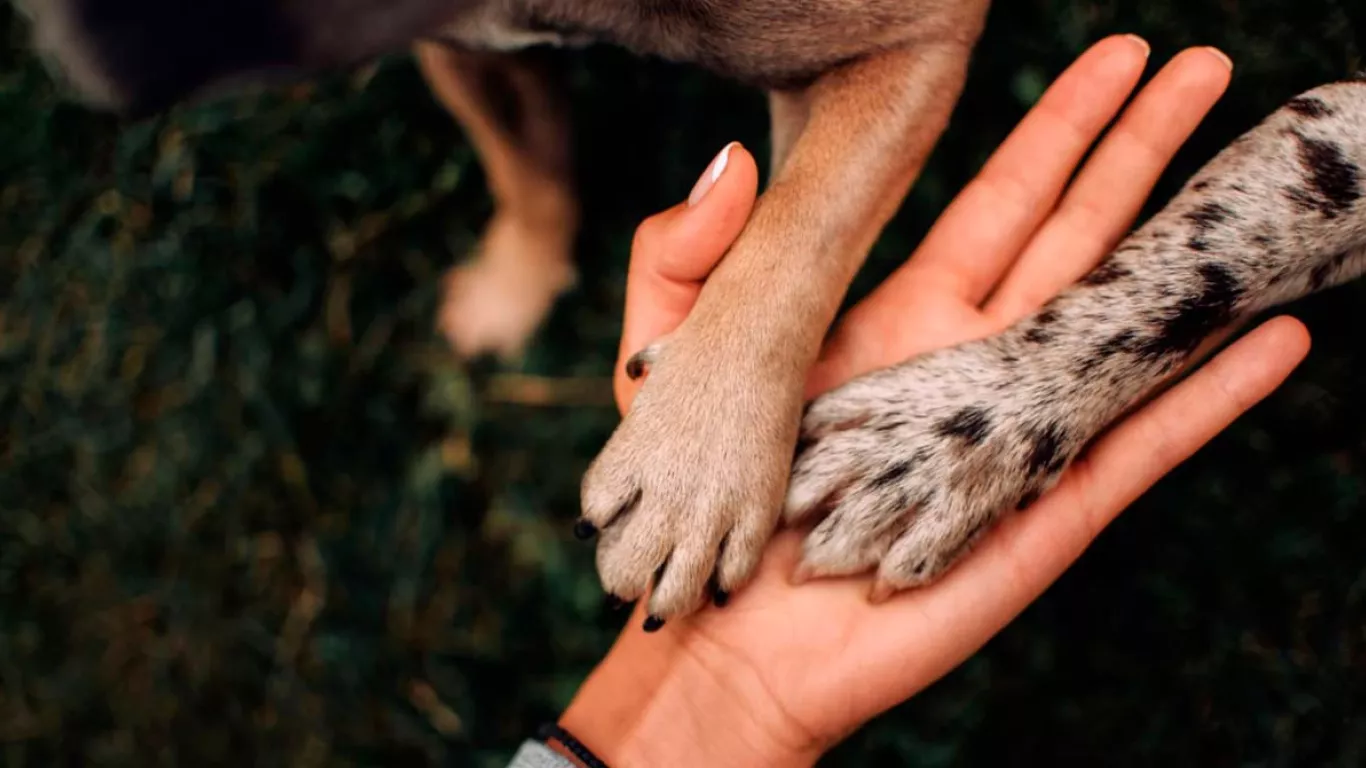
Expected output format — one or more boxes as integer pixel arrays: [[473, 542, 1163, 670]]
[[1122, 34, 1150, 59], [573, 519, 598, 540], [1206, 47, 1234, 71], [687, 142, 736, 206], [642, 615, 666, 633]]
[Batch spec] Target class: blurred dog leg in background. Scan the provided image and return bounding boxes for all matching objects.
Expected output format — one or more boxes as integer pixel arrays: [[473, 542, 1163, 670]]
[[416, 44, 579, 358]]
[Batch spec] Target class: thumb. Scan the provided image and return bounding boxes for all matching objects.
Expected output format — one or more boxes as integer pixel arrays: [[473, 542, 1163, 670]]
[[616, 142, 760, 411]]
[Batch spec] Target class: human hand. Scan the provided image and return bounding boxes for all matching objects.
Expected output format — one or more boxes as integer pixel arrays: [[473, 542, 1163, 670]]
[[565, 36, 1311, 767]]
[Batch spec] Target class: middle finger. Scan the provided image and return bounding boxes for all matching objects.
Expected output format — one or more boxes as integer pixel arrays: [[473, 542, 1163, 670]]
[[983, 46, 1234, 323]]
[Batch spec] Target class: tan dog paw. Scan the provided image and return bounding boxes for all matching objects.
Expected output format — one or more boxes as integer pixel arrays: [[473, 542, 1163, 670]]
[[438, 212, 576, 359]]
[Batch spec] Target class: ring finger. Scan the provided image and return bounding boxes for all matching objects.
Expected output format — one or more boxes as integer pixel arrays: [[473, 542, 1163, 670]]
[[983, 46, 1235, 323]]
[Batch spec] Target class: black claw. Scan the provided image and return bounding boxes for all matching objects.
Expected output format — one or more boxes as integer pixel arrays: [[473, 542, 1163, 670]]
[[604, 594, 627, 612], [1016, 490, 1041, 511], [573, 518, 598, 540], [707, 569, 729, 608], [625, 353, 649, 380], [642, 615, 666, 633]]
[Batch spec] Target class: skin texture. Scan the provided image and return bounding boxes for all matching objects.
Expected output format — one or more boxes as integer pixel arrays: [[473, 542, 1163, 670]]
[[24, 0, 994, 621], [571, 41, 1312, 767]]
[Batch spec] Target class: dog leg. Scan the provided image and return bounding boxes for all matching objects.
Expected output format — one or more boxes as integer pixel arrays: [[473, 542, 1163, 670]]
[[415, 43, 579, 359], [788, 80, 1366, 598], [580, 44, 978, 622], [767, 90, 811, 178]]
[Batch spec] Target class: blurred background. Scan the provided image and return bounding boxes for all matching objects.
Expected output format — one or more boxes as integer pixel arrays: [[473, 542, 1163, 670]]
[[3, 1, 1366, 765]]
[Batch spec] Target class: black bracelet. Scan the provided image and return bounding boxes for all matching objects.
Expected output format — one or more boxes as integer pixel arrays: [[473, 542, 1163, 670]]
[[537, 722, 611, 768]]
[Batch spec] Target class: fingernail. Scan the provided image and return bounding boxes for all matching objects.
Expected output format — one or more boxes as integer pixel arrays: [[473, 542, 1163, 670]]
[[642, 615, 666, 633], [573, 519, 598, 540], [687, 142, 736, 207], [1122, 34, 1150, 59], [1206, 47, 1234, 70]]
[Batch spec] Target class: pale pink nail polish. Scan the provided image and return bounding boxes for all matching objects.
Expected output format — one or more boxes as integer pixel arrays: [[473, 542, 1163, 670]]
[[688, 142, 736, 206]]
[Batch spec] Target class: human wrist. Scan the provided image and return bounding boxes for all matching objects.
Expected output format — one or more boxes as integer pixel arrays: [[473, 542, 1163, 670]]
[[557, 619, 822, 768]]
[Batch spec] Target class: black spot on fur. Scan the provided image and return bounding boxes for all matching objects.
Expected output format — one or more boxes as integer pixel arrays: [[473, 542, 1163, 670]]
[[1024, 423, 1068, 476], [1100, 329, 1141, 354], [1287, 95, 1333, 118], [1311, 251, 1351, 289], [1290, 132, 1362, 218], [1023, 327, 1055, 345], [1075, 329, 1141, 375], [1138, 263, 1244, 359], [1184, 201, 1234, 253], [1285, 186, 1322, 213], [935, 406, 993, 446], [1185, 201, 1234, 231], [1081, 259, 1133, 287], [1252, 233, 1275, 247], [869, 460, 914, 489], [1191, 180, 1211, 192], [1036, 308, 1060, 325]]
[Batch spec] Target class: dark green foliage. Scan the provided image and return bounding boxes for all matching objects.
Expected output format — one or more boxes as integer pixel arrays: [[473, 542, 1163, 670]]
[[1, 2, 1365, 765]]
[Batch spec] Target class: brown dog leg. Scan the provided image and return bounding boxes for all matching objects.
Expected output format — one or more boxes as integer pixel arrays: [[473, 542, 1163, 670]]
[[414, 42, 579, 359], [580, 42, 978, 622], [767, 90, 811, 178]]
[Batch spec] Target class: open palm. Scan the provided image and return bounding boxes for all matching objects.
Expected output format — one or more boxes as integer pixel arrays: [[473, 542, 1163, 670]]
[[572, 37, 1310, 765]]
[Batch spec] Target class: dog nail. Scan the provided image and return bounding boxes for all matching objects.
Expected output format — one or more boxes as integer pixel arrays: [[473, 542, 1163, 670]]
[[687, 141, 736, 206], [625, 355, 647, 380], [642, 615, 666, 633], [712, 589, 730, 608], [573, 518, 598, 540], [868, 580, 896, 605], [1016, 490, 1041, 511], [604, 594, 627, 611]]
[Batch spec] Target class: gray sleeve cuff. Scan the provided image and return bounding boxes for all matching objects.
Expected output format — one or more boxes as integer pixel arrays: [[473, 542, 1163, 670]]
[[506, 740, 580, 768]]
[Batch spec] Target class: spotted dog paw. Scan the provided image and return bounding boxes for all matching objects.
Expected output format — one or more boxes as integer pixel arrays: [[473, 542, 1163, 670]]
[[784, 335, 1090, 599]]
